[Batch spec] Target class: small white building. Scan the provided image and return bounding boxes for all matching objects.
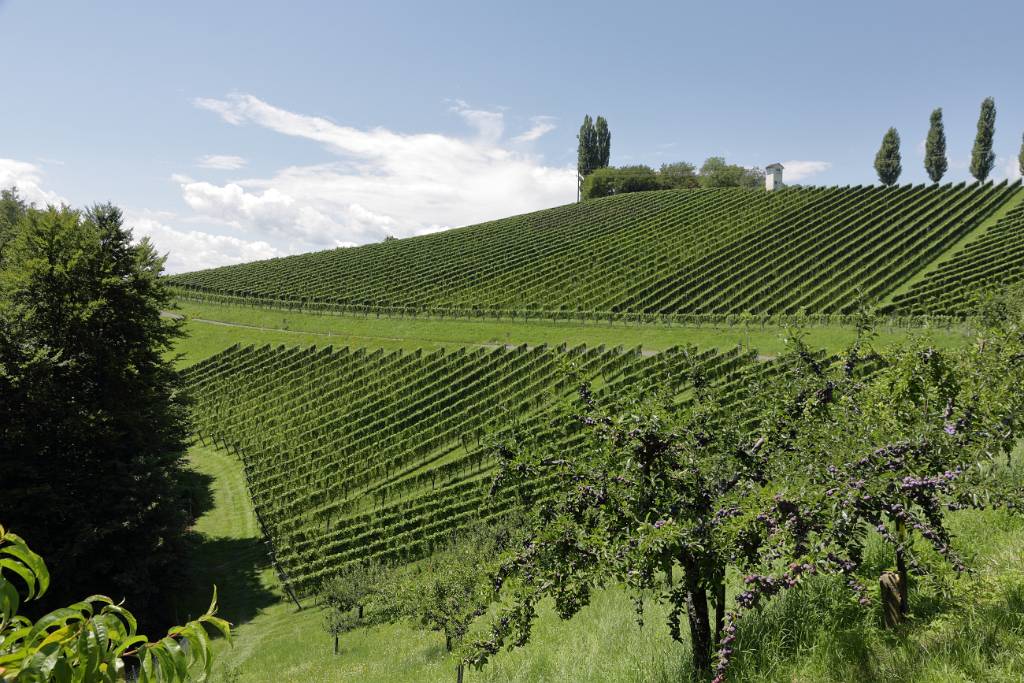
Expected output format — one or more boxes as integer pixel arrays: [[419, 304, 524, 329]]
[[765, 163, 784, 191]]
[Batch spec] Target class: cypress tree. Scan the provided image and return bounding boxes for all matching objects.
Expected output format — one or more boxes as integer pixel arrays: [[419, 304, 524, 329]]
[[874, 127, 902, 186], [1018, 132, 1023, 178], [970, 97, 996, 182], [924, 108, 948, 183], [594, 116, 611, 169], [576, 115, 597, 200]]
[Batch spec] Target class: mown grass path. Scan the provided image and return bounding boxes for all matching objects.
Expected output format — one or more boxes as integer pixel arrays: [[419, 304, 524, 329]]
[[170, 300, 973, 368]]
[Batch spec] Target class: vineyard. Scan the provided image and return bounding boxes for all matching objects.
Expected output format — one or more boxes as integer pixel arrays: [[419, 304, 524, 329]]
[[168, 182, 1023, 319], [887, 197, 1024, 315], [184, 341, 785, 596]]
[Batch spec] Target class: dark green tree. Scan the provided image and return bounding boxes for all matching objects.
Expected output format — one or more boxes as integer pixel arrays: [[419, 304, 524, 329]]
[[594, 116, 611, 169], [576, 115, 597, 199], [970, 97, 996, 182], [924, 108, 948, 183], [0, 203, 192, 626], [659, 162, 700, 189], [698, 157, 764, 188], [1018, 131, 1023, 178], [581, 165, 661, 199], [0, 186, 30, 266], [874, 127, 902, 186]]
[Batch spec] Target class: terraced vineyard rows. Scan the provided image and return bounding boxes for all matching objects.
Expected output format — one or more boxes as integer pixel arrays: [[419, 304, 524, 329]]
[[887, 197, 1024, 315], [184, 343, 768, 595], [168, 182, 1021, 318]]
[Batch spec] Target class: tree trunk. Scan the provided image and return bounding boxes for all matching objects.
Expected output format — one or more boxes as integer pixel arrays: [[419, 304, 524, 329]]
[[334, 634, 339, 656], [358, 604, 364, 620], [895, 519, 909, 616], [456, 663, 465, 683], [446, 634, 452, 652], [683, 566, 712, 681], [714, 577, 726, 647]]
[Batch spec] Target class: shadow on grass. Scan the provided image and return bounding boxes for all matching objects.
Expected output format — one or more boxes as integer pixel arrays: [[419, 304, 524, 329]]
[[179, 534, 278, 629], [173, 466, 278, 630], [178, 466, 217, 524]]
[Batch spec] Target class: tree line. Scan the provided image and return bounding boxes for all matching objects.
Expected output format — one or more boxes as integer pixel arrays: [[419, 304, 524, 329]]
[[576, 115, 765, 200], [875, 97, 1024, 186]]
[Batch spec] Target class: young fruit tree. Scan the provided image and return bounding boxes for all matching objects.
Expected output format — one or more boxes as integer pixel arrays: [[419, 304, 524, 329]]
[[466, 348, 829, 681], [319, 561, 384, 655]]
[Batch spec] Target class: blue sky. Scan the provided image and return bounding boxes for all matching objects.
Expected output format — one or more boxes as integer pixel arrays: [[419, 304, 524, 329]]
[[2, 0, 1023, 272]]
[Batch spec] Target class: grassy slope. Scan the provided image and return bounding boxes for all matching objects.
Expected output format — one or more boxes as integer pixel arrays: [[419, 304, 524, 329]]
[[170, 300, 973, 368], [184, 431, 1024, 683]]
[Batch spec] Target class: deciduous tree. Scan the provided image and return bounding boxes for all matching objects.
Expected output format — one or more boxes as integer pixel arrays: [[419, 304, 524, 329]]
[[0, 203, 192, 627], [594, 116, 611, 169]]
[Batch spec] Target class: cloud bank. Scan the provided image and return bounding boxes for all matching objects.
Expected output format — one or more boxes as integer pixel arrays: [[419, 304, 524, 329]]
[[184, 94, 576, 258], [780, 160, 832, 183], [0, 158, 66, 206]]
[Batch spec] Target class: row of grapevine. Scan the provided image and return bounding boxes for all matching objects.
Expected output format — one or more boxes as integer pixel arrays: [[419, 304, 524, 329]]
[[167, 182, 1022, 318], [184, 343, 768, 595], [887, 198, 1024, 315]]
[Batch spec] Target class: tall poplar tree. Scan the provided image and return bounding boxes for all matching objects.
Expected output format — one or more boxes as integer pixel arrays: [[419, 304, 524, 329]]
[[594, 116, 611, 169], [874, 127, 902, 186], [924, 108, 948, 183], [970, 97, 996, 182], [1018, 132, 1023, 178], [577, 115, 597, 200]]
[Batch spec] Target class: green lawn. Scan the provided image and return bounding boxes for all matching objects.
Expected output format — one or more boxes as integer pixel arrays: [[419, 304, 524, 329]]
[[170, 300, 973, 368], [182, 442, 1024, 683]]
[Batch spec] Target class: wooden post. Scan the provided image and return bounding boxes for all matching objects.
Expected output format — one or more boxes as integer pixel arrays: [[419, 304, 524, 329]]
[[334, 634, 339, 655], [457, 663, 464, 683]]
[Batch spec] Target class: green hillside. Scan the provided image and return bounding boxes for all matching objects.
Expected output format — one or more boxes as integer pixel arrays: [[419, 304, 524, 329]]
[[168, 182, 1023, 319], [184, 342, 769, 596], [169, 181, 1024, 682]]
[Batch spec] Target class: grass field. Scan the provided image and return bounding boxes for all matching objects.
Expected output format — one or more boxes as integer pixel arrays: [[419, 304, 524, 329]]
[[182, 443, 1024, 682], [170, 300, 974, 368]]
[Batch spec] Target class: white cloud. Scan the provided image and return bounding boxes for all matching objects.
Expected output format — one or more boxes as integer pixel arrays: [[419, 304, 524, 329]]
[[197, 154, 247, 170], [512, 116, 557, 143], [183, 93, 576, 251], [194, 97, 246, 125], [0, 158, 67, 206], [449, 100, 505, 144], [1001, 156, 1022, 181], [780, 160, 832, 183], [125, 210, 283, 273]]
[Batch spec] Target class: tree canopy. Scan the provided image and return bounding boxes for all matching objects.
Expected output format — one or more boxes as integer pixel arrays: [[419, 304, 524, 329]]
[[874, 128, 902, 186], [0, 199, 193, 627], [970, 97, 996, 182], [582, 158, 764, 199], [697, 157, 764, 189], [924, 108, 948, 183]]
